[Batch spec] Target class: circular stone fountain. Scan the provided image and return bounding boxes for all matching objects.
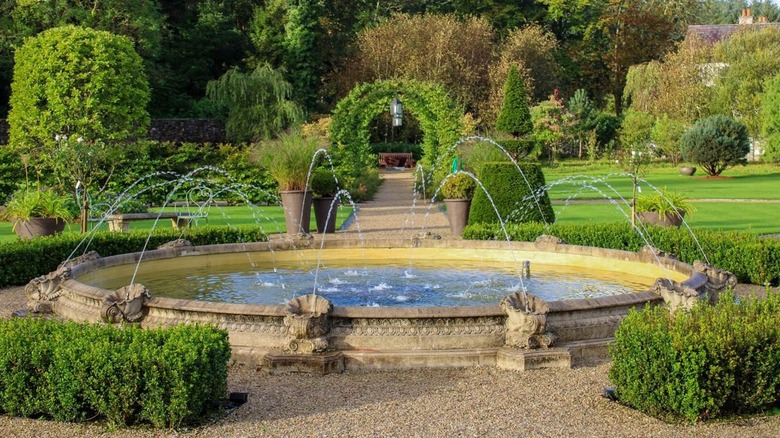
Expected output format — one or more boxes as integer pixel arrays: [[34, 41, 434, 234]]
[[23, 236, 736, 374]]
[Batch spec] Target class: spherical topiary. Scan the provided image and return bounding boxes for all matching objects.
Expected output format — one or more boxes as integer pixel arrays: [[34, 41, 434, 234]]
[[9, 25, 150, 152], [439, 172, 476, 200], [468, 162, 554, 225], [680, 115, 749, 177]]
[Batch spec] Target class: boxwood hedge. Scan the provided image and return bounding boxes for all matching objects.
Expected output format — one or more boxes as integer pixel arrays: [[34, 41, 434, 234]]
[[463, 222, 780, 285], [0, 226, 266, 287], [0, 318, 231, 428], [468, 162, 554, 225]]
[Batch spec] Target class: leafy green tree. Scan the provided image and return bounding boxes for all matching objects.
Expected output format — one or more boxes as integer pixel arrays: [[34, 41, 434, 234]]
[[760, 73, 780, 161], [681, 115, 749, 176], [250, 0, 288, 68], [531, 93, 573, 164], [8, 26, 150, 231], [206, 64, 304, 143], [619, 109, 655, 152], [496, 66, 533, 138], [283, 0, 324, 111], [712, 26, 780, 139], [651, 115, 688, 165]]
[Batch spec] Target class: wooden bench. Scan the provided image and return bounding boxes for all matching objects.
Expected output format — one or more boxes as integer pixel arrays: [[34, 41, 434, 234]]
[[378, 152, 415, 169], [102, 212, 204, 232]]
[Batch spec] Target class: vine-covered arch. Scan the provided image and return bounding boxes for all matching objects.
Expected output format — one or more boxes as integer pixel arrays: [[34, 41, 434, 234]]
[[329, 79, 463, 176]]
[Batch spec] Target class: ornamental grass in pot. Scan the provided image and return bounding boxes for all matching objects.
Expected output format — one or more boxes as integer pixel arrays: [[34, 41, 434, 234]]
[[635, 188, 695, 228], [2, 185, 75, 238], [253, 130, 326, 235]]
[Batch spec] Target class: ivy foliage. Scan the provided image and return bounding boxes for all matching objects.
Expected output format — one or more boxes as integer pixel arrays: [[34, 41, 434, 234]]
[[329, 79, 463, 178], [8, 26, 150, 154]]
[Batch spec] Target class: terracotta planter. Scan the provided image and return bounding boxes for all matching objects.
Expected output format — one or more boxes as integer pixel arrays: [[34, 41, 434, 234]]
[[13, 217, 67, 239], [313, 197, 338, 233], [636, 210, 686, 228], [679, 166, 696, 176], [280, 190, 313, 235], [444, 199, 471, 236]]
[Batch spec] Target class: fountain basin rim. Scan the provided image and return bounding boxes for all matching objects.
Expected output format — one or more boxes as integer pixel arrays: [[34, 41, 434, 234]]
[[66, 237, 692, 318]]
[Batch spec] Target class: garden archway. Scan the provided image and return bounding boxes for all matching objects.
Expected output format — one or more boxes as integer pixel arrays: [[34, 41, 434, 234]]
[[329, 80, 463, 176]]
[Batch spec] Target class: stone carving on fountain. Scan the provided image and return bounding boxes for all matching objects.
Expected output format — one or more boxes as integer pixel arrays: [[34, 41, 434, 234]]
[[25, 251, 101, 314], [283, 294, 333, 354], [157, 239, 193, 249], [651, 260, 737, 313], [640, 245, 678, 260], [101, 284, 152, 323], [501, 292, 557, 349], [534, 235, 566, 247]]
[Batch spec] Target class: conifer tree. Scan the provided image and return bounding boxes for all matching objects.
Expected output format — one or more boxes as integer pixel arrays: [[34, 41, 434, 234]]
[[495, 65, 532, 137]]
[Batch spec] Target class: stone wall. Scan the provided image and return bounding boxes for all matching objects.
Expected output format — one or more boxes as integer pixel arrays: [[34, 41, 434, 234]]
[[0, 118, 226, 145]]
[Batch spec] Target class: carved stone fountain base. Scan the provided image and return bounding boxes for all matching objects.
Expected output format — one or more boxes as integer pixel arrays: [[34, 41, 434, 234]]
[[263, 351, 345, 375]]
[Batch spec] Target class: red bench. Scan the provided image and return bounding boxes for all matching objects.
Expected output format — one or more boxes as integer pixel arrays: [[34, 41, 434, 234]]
[[378, 152, 415, 169]]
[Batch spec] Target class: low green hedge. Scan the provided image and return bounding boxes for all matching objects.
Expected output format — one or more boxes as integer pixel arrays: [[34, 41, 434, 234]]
[[463, 222, 780, 285], [0, 318, 231, 428], [609, 292, 780, 422], [0, 226, 267, 287], [468, 162, 554, 225]]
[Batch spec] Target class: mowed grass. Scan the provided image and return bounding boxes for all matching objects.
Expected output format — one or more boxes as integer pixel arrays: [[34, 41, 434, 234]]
[[544, 162, 780, 200], [542, 162, 780, 234], [0, 205, 352, 244]]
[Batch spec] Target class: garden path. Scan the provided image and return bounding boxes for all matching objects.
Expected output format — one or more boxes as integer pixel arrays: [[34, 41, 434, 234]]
[[338, 168, 451, 238]]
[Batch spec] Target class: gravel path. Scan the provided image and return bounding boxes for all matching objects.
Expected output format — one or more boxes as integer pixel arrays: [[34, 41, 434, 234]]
[[1, 170, 779, 436]]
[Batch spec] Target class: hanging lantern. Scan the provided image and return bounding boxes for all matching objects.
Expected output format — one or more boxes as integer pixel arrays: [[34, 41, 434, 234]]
[[391, 97, 403, 127]]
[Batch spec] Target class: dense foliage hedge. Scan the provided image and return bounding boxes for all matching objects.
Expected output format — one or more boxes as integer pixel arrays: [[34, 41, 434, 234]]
[[609, 293, 780, 422], [468, 162, 554, 225], [0, 226, 266, 287], [0, 318, 230, 428], [463, 222, 780, 285]]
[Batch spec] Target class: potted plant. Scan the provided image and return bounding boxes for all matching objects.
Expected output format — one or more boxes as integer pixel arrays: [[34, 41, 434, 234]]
[[310, 168, 340, 234], [634, 188, 695, 228], [254, 130, 325, 235], [678, 165, 696, 176], [2, 185, 75, 238], [440, 172, 476, 236]]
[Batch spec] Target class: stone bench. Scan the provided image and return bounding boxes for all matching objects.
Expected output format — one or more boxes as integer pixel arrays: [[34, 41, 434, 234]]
[[378, 152, 415, 169], [102, 212, 205, 233]]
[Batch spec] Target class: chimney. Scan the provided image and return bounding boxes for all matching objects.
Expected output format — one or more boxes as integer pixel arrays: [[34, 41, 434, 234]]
[[739, 8, 754, 25], [758, 16, 768, 24]]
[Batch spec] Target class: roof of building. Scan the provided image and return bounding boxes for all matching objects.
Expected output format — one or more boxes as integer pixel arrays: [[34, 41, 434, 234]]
[[687, 23, 780, 43]]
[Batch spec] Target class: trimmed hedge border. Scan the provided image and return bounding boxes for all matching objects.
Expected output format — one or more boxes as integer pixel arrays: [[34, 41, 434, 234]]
[[0, 318, 231, 428], [463, 222, 780, 285], [609, 292, 780, 422], [0, 226, 267, 287]]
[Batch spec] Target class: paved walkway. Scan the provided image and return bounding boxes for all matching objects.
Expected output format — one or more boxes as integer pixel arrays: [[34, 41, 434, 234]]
[[339, 169, 451, 238]]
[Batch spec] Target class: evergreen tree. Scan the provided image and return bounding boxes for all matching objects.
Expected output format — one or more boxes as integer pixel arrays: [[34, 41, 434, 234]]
[[495, 65, 533, 137]]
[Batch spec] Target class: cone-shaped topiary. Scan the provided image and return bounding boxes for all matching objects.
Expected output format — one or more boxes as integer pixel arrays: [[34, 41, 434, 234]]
[[468, 162, 554, 225], [495, 65, 533, 137]]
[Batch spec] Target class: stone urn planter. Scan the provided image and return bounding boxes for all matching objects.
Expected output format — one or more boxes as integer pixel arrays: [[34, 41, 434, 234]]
[[313, 196, 338, 233], [13, 218, 67, 239], [280, 190, 313, 235], [679, 166, 696, 176], [444, 199, 471, 236], [636, 210, 686, 228]]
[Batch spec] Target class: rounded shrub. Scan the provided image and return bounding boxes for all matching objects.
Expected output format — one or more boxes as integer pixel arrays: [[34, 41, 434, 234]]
[[439, 172, 476, 200], [680, 115, 749, 176], [467, 162, 554, 225]]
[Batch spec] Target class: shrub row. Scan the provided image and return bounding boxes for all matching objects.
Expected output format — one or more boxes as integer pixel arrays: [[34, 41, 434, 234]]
[[0, 225, 267, 287], [463, 222, 780, 285], [609, 292, 780, 422], [0, 318, 231, 428]]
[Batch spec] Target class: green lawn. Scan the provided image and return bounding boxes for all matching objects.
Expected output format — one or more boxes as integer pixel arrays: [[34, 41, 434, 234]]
[[544, 162, 780, 200], [0, 205, 352, 244], [541, 162, 780, 234]]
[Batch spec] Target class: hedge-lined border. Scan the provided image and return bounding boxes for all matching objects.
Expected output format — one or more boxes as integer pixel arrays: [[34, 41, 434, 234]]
[[464, 222, 780, 285], [0, 226, 267, 287]]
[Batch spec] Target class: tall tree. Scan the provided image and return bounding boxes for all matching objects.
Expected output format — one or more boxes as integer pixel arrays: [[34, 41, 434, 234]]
[[760, 73, 780, 161]]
